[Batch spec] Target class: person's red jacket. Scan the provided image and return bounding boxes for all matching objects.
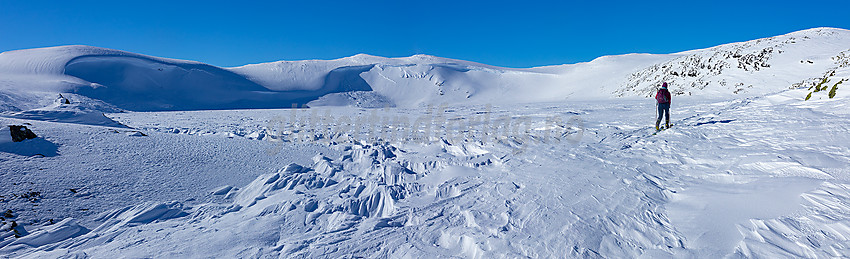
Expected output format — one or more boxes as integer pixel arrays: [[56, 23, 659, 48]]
[[655, 88, 671, 104]]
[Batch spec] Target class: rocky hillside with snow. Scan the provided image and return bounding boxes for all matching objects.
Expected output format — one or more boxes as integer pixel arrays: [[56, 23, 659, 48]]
[[617, 28, 850, 98]]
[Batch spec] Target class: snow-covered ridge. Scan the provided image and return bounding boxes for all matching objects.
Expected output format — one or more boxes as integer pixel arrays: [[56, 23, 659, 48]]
[[0, 27, 848, 116], [0, 45, 292, 112], [0, 45, 204, 75]]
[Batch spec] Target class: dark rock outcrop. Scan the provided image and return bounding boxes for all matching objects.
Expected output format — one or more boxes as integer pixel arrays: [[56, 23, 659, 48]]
[[57, 94, 71, 104], [9, 125, 38, 142]]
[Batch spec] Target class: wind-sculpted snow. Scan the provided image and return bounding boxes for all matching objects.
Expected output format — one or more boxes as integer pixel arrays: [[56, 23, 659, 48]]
[[90, 201, 188, 231], [4, 86, 850, 257], [0, 127, 681, 257], [0, 201, 187, 254], [0, 219, 88, 252]]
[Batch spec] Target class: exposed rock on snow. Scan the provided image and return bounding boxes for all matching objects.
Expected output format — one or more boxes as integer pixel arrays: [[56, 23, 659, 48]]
[[55, 94, 70, 105], [8, 125, 37, 142], [0, 125, 58, 157]]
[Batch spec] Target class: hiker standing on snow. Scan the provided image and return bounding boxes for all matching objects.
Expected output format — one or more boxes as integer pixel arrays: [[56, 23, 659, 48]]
[[655, 82, 672, 131]]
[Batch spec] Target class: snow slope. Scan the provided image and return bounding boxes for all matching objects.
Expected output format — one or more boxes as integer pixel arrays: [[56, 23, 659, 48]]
[[0, 45, 311, 112], [229, 53, 572, 107], [231, 52, 679, 107]]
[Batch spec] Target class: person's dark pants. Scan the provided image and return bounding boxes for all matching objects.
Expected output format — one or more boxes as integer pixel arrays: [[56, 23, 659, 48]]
[[656, 103, 670, 129]]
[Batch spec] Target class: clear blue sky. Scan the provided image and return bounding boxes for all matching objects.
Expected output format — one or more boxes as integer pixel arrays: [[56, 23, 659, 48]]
[[1, 0, 848, 68]]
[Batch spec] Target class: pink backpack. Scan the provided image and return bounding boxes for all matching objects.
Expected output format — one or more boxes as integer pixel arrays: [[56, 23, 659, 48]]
[[655, 89, 668, 103]]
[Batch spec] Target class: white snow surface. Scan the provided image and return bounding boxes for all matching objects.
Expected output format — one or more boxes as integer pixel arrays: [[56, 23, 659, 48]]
[[1, 86, 850, 257], [0, 27, 850, 258]]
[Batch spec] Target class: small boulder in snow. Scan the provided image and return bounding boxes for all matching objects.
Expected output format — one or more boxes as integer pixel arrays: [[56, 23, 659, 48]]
[[9, 125, 37, 142], [56, 94, 71, 105], [0, 126, 58, 157]]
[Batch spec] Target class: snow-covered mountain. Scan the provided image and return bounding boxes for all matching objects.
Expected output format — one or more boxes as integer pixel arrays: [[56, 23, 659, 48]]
[[0, 27, 847, 117], [2, 27, 850, 258]]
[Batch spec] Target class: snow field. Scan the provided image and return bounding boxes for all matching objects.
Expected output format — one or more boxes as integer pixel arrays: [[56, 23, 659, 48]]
[[2, 86, 850, 257]]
